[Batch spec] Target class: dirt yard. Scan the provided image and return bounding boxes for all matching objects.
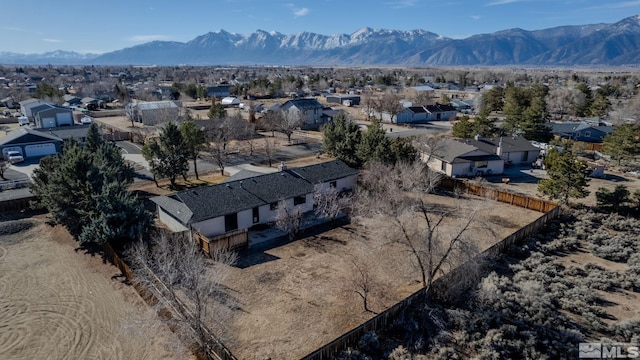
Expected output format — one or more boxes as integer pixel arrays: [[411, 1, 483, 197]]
[[0, 214, 189, 360], [221, 193, 543, 360]]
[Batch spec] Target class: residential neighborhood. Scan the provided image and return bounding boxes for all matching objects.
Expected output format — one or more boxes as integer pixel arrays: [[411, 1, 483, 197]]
[[0, 62, 639, 360]]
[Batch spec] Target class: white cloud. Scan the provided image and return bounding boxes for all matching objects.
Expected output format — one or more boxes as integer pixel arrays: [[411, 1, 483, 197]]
[[2, 26, 44, 35], [471, 15, 482, 20], [127, 35, 172, 42], [486, 0, 521, 6], [293, 7, 309, 17], [43, 38, 62, 43]]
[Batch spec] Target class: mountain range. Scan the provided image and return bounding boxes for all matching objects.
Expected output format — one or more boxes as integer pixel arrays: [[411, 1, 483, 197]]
[[3, 15, 640, 67]]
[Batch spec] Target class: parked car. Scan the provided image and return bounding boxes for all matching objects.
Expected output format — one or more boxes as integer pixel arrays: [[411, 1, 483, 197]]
[[5, 151, 24, 164], [80, 116, 92, 124]]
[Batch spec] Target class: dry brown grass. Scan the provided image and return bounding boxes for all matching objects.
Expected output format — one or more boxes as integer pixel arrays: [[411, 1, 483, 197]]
[[221, 193, 542, 360]]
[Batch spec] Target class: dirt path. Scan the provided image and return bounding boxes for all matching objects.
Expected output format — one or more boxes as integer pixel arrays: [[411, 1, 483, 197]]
[[0, 217, 186, 360]]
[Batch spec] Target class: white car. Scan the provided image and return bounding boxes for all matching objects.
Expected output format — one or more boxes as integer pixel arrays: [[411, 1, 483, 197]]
[[80, 116, 92, 124], [6, 151, 24, 164]]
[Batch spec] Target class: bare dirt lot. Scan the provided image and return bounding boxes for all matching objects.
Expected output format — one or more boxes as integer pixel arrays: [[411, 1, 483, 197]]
[[221, 194, 543, 360], [0, 215, 187, 360]]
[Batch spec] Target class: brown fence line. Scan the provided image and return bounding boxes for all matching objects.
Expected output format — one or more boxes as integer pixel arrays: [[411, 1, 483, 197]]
[[439, 177, 557, 213], [300, 204, 562, 360], [193, 229, 248, 257], [103, 242, 239, 360], [0, 195, 37, 213], [88, 109, 126, 118]]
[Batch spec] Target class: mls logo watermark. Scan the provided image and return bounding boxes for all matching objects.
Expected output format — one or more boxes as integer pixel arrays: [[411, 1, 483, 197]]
[[579, 343, 640, 358]]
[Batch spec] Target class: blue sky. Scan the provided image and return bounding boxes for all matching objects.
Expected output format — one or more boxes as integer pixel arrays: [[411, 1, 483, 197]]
[[2, 0, 639, 54]]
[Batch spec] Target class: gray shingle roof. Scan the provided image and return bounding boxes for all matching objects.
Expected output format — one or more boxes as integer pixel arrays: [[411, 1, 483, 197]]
[[33, 125, 98, 141], [282, 98, 323, 110], [428, 138, 479, 163], [151, 195, 193, 224], [288, 159, 359, 184], [460, 135, 539, 154], [175, 182, 266, 223], [0, 127, 62, 147], [238, 171, 313, 204]]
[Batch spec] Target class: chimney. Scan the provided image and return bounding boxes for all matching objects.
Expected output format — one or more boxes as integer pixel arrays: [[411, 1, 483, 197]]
[[279, 161, 287, 171], [474, 134, 481, 141], [497, 137, 504, 156]]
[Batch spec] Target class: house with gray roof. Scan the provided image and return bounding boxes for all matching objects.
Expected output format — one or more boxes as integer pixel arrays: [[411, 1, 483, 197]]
[[548, 121, 614, 143], [459, 135, 540, 166], [279, 98, 325, 130], [0, 126, 62, 160], [288, 159, 359, 192], [133, 100, 180, 126], [396, 106, 429, 124], [418, 138, 503, 177], [19, 98, 50, 118], [152, 160, 357, 238]]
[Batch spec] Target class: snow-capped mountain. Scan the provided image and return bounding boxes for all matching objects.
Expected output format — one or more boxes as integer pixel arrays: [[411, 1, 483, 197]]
[[2, 15, 640, 66]]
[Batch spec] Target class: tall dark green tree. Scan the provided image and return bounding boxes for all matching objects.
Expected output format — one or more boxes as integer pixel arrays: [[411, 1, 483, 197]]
[[322, 113, 362, 168], [208, 103, 227, 119], [84, 123, 103, 153], [602, 124, 640, 165], [30, 140, 149, 246], [357, 119, 394, 164], [452, 116, 474, 138], [180, 121, 206, 180], [538, 150, 590, 205], [502, 83, 551, 142], [574, 83, 593, 117], [34, 81, 63, 100], [142, 122, 189, 189]]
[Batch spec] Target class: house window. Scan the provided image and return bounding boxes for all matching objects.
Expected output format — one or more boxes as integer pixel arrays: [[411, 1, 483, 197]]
[[270, 202, 278, 211], [521, 151, 529, 162], [224, 213, 238, 232], [294, 196, 306, 205], [584, 131, 591, 138], [436, 113, 442, 120], [329, 181, 337, 188], [441, 161, 447, 172], [474, 161, 488, 168], [252, 207, 259, 224]]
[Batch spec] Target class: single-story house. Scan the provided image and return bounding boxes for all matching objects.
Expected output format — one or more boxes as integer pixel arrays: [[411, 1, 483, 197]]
[[133, 101, 180, 126], [207, 84, 231, 99], [279, 98, 325, 130], [152, 160, 357, 238], [548, 121, 614, 143], [32, 105, 74, 128], [0, 126, 63, 160], [459, 135, 540, 166], [325, 94, 361, 106], [33, 125, 100, 143], [395, 106, 429, 125], [287, 159, 359, 192], [419, 138, 504, 177], [63, 95, 82, 106], [424, 103, 457, 121], [0, 96, 16, 109]]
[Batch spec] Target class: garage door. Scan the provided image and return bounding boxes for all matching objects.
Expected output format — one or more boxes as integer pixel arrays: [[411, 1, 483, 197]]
[[25, 143, 56, 158], [42, 117, 56, 128], [2, 146, 23, 159], [56, 112, 73, 126]]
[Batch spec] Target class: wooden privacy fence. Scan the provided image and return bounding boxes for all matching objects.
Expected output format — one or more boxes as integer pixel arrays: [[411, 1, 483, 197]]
[[193, 229, 248, 257], [300, 204, 562, 360], [439, 177, 557, 213]]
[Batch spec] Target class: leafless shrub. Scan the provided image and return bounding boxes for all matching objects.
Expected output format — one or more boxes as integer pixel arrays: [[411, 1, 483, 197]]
[[127, 230, 237, 356]]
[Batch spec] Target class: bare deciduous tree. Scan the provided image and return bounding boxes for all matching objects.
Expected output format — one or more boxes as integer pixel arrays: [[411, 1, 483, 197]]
[[128, 230, 237, 356], [125, 102, 137, 128], [354, 161, 481, 294], [313, 184, 351, 220], [263, 137, 277, 167], [274, 200, 303, 240]]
